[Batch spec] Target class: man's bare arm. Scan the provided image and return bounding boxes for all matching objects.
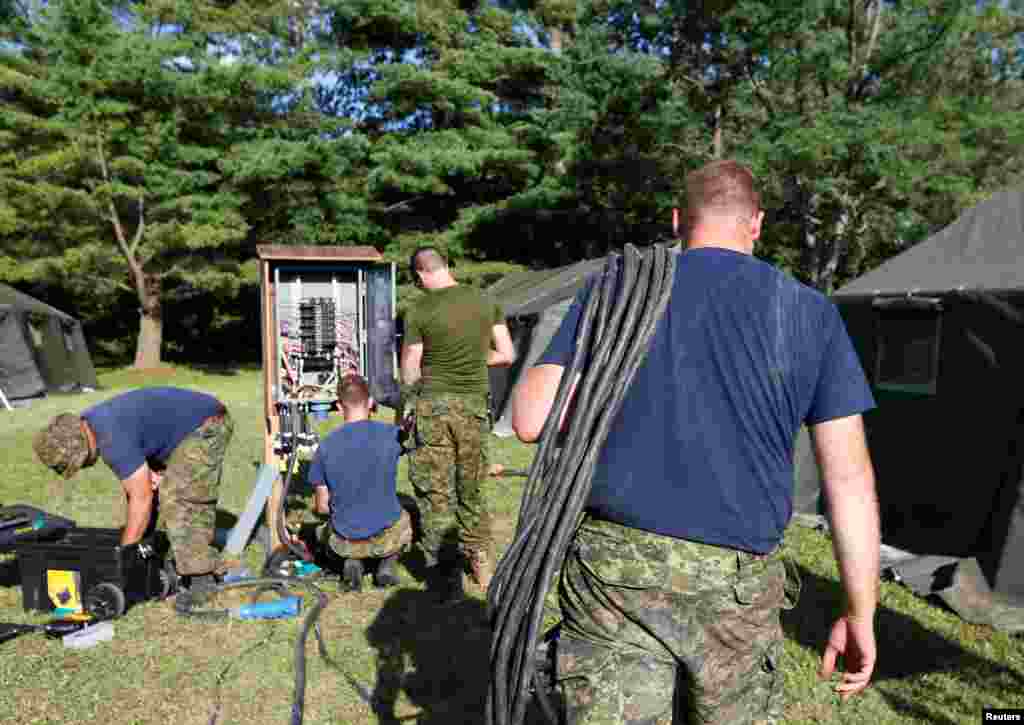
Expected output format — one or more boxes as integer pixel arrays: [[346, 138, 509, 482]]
[[313, 485, 330, 515], [511, 364, 581, 443], [812, 414, 879, 618], [401, 342, 423, 386], [488, 324, 516, 367], [120, 463, 156, 545], [811, 413, 879, 698]]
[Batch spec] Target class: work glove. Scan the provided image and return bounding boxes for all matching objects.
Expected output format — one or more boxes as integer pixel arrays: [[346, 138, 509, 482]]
[[125, 541, 155, 564]]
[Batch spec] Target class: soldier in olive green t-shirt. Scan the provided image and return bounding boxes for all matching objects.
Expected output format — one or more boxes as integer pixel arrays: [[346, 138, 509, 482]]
[[401, 246, 515, 600]]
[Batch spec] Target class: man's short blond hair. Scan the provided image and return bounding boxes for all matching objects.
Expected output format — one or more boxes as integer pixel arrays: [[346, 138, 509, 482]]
[[337, 373, 371, 408], [685, 160, 761, 224]]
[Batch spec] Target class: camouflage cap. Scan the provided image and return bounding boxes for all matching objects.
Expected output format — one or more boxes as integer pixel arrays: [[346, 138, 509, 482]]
[[33, 413, 90, 480]]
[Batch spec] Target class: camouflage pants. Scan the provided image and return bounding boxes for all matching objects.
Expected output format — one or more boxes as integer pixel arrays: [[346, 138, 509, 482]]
[[408, 392, 492, 567], [319, 508, 413, 561], [157, 412, 233, 577], [555, 516, 792, 725]]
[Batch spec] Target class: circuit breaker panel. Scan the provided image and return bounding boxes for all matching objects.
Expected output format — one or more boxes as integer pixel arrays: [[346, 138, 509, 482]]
[[274, 268, 364, 403]]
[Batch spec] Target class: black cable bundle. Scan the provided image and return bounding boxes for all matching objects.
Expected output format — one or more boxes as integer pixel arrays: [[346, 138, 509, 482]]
[[486, 243, 676, 725]]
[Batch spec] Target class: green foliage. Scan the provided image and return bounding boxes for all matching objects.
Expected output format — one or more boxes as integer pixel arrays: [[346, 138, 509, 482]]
[[1, 0, 1023, 360], [723, 0, 1024, 291], [0, 0, 312, 360]]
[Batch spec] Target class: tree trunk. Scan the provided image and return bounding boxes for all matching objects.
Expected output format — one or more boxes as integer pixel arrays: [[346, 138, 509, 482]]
[[712, 104, 723, 158], [132, 272, 163, 368], [799, 193, 848, 295], [798, 188, 831, 293], [550, 26, 563, 52]]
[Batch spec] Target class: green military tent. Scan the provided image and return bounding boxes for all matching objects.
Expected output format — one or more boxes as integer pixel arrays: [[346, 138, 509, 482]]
[[487, 258, 606, 436], [794, 189, 1024, 616], [0, 284, 98, 402]]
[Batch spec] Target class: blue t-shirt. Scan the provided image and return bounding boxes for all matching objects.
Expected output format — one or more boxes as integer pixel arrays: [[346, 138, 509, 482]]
[[82, 387, 224, 480], [539, 247, 876, 553], [308, 420, 404, 540]]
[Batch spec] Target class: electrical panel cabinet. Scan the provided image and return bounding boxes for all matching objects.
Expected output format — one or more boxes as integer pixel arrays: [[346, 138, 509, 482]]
[[257, 246, 398, 548]]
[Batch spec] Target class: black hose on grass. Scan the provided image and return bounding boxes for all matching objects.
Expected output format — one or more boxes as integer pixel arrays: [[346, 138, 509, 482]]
[[486, 243, 676, 725], [176, 575, 332, 725], [181, 407, 336, 725]]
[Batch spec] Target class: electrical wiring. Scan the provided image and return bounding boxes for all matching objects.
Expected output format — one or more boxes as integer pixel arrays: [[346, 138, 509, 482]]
[[486, 243, 676, 725]]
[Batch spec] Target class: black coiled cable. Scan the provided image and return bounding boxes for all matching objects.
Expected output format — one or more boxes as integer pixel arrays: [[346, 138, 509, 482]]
[[486, 243, 676, 725]]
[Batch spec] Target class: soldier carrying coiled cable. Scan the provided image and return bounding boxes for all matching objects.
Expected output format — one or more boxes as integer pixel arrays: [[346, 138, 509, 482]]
[[490, 160, 881, 725]]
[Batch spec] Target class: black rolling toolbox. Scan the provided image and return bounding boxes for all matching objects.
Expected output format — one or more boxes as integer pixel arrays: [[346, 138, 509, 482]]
[[16, 527, 171, 617]]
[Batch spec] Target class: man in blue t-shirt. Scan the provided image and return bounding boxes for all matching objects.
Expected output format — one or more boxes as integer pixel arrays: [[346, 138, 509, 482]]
[[309, 374, 412, 592], [33, 387, 234, 597], [512, 161, 881, 724]]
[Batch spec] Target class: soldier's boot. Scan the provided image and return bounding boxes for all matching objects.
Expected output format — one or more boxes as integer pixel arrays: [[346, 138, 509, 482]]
[[374, 555, 401, 589], [343, 559, 364, 592], [466, 548, 495, 594], [174, 573, 220, 614]]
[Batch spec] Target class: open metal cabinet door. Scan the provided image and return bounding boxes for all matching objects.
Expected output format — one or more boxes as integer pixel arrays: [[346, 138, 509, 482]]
[[365, 263, 400, 409]]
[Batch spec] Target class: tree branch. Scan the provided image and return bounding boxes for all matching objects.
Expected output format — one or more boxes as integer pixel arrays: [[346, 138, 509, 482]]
[[864, 0, 883, 68], [849, 0, 885, 101], [848, 0, 858, 71], [382, 197, 423, 213], [870, 20, 953, 83], [95, 132, 129, 254], [746, 65, 775, 117], [130, 196, 145, 255], [94, 126, 145, 302]]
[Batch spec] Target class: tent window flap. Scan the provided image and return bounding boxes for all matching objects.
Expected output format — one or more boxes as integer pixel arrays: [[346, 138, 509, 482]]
[[873, 300, 942, 395]]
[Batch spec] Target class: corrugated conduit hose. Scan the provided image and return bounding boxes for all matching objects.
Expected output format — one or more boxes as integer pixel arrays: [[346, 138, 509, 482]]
[[486, 243, 677, 725]]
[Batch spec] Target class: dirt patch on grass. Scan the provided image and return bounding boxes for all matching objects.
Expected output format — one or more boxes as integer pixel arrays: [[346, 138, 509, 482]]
[[785, 702, 835, 722]]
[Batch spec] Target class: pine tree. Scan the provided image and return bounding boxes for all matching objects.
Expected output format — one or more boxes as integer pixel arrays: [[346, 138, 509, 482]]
[[0, 0, 296, 365]]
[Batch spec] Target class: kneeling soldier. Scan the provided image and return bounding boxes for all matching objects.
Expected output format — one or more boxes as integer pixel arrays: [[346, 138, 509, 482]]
[[311, 374, 412, 591]]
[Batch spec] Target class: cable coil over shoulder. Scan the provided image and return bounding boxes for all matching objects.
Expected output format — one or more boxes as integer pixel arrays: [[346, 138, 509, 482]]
[[487, 243, 677, 725]]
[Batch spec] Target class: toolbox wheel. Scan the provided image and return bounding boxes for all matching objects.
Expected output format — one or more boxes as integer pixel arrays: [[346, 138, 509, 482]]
[[85, 582, 126, 619], [158, 567, 176, 599], [163, 557, 180, 595]]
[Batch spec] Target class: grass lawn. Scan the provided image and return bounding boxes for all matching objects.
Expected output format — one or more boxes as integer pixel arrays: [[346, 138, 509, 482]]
[[1, 365, 1022, 724]]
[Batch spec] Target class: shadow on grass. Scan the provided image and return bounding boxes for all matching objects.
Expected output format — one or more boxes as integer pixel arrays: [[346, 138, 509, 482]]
[[783, 564, 1024, 723], [367, 587, 490, 724], [360, 493, 493, 723]]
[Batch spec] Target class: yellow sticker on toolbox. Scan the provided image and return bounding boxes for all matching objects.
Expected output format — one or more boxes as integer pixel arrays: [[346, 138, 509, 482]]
[[47, 570, 83, 613]]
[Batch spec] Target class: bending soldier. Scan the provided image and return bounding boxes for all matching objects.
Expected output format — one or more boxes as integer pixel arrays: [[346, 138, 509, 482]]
[[34, 386, 234, 600]]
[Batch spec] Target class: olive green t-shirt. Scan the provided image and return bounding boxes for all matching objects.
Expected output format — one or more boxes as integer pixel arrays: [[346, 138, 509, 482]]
[[404, 285, 504, 395]]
